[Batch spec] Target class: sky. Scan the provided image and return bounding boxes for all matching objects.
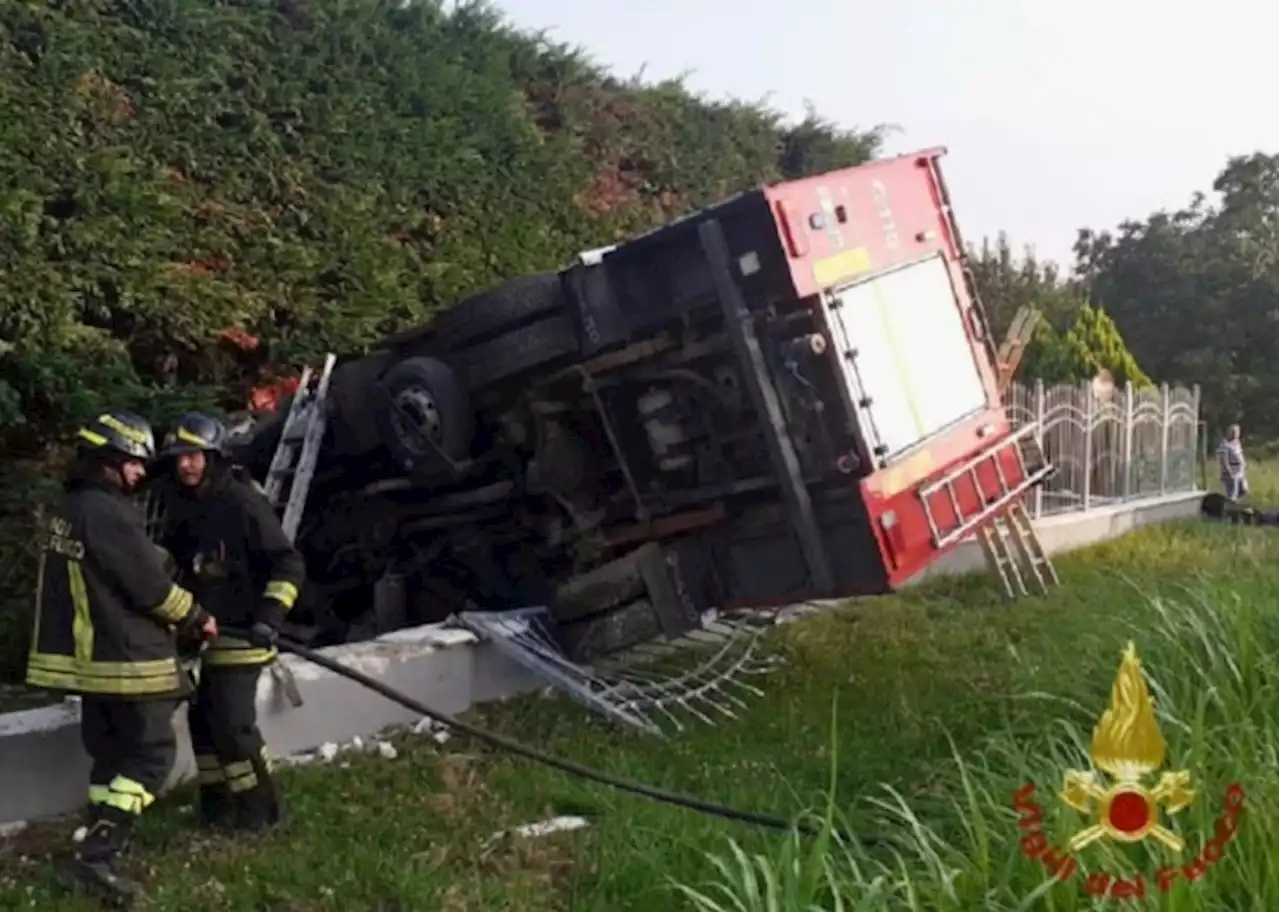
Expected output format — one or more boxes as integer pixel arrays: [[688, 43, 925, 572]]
[[491, 0, 1280, 270]]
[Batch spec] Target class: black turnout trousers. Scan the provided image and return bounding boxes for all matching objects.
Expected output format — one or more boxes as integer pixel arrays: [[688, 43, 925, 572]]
[[187, 665, 272, 798], [80, 696, 179, 814]]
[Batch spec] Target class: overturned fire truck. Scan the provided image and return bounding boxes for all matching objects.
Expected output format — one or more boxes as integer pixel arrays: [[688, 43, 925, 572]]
[[216, 147, 1056, 678]]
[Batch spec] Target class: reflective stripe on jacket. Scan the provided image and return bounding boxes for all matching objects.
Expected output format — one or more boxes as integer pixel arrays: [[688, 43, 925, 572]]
[[27, 481, 201, 698]]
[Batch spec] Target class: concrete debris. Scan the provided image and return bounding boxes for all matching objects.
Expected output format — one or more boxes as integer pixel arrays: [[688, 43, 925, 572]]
[[282, 734, 398, 768], [0, 820, 30, 839], [731, 603, 823, 626], [773, 603, 824, 624], [485, 815, 590, 847], [410, 716, 451, 744]]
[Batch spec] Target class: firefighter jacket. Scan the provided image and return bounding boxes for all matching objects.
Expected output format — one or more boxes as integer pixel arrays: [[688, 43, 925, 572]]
[[159, 471, 305, 668], [26, 479, 206, 699]]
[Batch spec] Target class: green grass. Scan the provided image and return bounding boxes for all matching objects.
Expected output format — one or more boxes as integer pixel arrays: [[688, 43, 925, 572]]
[[0, 468, 1276, 910]]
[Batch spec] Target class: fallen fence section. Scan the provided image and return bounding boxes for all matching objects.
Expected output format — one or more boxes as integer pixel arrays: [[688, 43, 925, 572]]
[[456, 608, 784, 736], [0, 490, 1202, 827]]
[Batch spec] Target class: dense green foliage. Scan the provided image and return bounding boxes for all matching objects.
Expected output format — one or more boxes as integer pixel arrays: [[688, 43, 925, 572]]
[[1018, 303, 1153, 388], [971, 154, 1279, 438], [0, 0, 880, 452], [1074, 153, 1278, 439], [0, 0, 880, 680], [968, 235, 1152, 388]]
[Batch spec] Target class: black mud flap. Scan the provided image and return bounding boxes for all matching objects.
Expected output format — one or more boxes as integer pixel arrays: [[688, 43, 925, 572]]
[[551, 541, 709, 646]]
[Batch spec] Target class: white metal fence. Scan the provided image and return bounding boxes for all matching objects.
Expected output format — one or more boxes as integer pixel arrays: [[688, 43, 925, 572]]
[[1005, 380, 1201, 518]]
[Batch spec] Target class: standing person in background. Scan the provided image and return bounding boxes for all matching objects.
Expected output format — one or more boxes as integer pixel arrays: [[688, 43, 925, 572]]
[[153, 412, 305, 834], [1216, 424, 1248, 501], [26, 411, 218, 906]]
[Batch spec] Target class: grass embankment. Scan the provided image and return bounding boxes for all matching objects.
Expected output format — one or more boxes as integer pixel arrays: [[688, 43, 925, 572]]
[[0, 469, 1276, 911]]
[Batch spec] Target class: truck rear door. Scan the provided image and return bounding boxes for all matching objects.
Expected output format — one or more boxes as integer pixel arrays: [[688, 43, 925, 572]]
[[825, 251, 990, 464]]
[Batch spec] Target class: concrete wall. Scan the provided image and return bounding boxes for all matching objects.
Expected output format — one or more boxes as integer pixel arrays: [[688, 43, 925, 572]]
[[0, 626, 542, 827], [0, 491, 1202, 827], [913, 492, 1204, 583]]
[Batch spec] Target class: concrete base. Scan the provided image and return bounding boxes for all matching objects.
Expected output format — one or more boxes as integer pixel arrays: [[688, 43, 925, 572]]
[[0, 626, 542, 827], [912, 492, 1204, 583], [0, 491, 1202, 827]]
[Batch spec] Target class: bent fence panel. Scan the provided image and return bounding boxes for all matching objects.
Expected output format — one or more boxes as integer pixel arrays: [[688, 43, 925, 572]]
[[1005, 380, 1201, 519]]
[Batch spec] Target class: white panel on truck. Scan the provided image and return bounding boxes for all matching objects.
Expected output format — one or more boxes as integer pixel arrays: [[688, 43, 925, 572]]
[[825, 254, 988, 461]]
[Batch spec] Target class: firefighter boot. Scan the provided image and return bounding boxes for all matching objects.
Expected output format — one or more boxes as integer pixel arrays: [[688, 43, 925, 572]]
[[233, 754, 287, 835], [55, 807, 144, 909], [197, 784, 233, 829]]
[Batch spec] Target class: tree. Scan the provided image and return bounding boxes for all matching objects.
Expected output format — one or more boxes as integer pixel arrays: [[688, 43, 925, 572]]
[[969, 233, 1079, 339], [968, 234, 1149, 387], [1073, 154, 1278, 438], [1018, 303, 1153, 387]]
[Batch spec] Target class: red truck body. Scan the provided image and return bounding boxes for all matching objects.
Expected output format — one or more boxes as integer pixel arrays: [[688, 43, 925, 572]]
[[763, 148, 1032, 588], [228, 147, 1051, 660]]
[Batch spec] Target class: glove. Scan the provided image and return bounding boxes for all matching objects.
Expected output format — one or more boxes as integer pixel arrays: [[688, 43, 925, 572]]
[[247, 620, 279, 649], [176, 603, 215, 645]]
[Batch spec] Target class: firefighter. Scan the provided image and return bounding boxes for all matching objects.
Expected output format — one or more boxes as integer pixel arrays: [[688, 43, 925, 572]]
[[152, 411, 305, 833], [26, 410, 218, 907]]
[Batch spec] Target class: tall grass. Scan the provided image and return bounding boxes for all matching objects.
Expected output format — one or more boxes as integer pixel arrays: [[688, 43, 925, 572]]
[[670, 583, 1278, 911]]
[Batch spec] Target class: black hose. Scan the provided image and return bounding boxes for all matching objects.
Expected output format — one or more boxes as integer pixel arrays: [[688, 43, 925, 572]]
[[234, 628, 883, 845]]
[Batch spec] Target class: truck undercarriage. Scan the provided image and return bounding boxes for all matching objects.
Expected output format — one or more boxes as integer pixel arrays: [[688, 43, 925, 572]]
[[218, 148, 1055, 673]]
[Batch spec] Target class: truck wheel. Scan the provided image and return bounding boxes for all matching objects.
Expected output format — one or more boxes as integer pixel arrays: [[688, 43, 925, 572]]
[[329, 352, 394, 456], [457, 314, 580, 392], [375, 356, 474, 474], [434, 274, 566, 348]]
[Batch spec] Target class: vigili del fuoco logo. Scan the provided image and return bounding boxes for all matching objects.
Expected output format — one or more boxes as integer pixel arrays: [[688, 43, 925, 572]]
[[1012, 642, 1246, 900]]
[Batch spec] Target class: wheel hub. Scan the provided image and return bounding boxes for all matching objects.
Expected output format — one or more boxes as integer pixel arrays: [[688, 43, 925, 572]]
[[390, 385, 442, 455]]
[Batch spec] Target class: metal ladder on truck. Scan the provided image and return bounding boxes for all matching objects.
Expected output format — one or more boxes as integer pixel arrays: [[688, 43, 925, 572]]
[[263, 353, 338, 543], [995, 306, 1040, 397], [915, 424, 1060, 598], [258, 353, 338, 706]]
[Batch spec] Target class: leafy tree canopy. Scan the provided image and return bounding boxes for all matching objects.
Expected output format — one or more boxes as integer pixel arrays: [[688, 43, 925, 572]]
[[1073, 153, 1278, 437], [967, 234, 1150, 387]]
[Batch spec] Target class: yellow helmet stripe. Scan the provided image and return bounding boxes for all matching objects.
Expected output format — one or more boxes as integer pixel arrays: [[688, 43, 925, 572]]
[[97, 414, 149, 445]]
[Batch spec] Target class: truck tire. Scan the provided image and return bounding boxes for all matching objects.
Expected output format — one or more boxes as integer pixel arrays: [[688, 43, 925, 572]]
[[433, 274, 566, 348], [457, 314, 580, 392], [329, 352, 394, 456], [374, 356, 475, 475]]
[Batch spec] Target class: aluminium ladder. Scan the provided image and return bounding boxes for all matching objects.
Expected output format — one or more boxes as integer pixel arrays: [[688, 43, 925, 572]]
[[259, 352, 337, 708], [977, 502, 1059, 598], [995, 306, 1040, 397], [262, 353, 338, 543], [915, 423, 1060, 598]]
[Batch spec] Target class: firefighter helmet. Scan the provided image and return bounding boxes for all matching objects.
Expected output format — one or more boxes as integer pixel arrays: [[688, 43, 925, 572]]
[[75, 411, 157, 462], [160, 412, 229, 459]]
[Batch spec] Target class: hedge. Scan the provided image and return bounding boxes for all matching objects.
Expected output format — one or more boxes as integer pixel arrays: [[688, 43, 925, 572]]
[[0, 0, 881, 682]]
